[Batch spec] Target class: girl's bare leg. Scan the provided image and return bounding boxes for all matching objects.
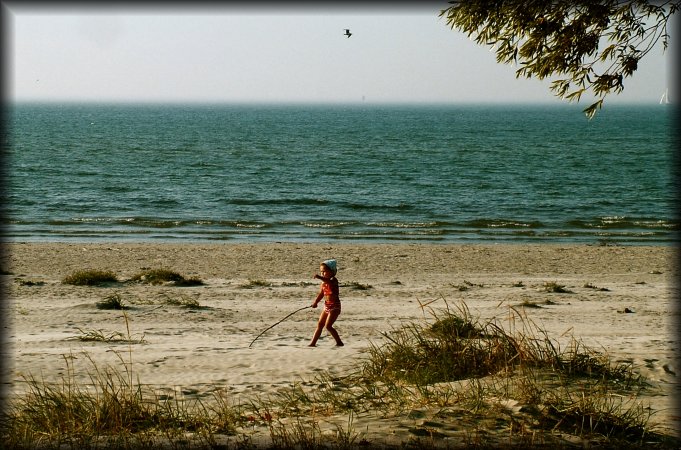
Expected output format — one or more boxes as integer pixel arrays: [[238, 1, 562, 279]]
[[308, 310, 328, 347], [324, 309, 344, 346]]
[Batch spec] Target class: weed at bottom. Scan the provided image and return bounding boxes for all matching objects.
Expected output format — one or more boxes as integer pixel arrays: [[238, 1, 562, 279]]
[[268, 416, 323, 449]]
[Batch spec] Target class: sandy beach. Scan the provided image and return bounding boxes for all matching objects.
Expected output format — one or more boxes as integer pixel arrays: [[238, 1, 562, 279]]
[[2, 242, 679, 445]]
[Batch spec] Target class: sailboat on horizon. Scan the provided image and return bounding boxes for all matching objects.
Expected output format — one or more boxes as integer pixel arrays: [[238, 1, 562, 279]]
[[659, 88, 669, 104]]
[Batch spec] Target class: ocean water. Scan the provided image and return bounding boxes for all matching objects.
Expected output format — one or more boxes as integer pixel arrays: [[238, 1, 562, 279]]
[[4, 103, 678, 245]]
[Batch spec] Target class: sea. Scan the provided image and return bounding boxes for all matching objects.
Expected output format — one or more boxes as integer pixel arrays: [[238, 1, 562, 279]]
[[4, 102, 679, 245]]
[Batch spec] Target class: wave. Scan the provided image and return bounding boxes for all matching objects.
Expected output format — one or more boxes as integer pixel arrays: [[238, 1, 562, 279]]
[[567, 216, 679, 230], [8, 215, 678, 231], [37, 217, 270, 229], [463, 219, 545, 229], [4, 214, 678, 244]]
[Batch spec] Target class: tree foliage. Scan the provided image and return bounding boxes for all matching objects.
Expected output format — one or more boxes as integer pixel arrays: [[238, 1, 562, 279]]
[[440, 1, 678, 118]]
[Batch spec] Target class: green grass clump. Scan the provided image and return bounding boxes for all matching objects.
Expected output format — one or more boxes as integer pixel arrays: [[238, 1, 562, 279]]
[[131, 268, 203, 286], [429, 313, 482, 338], [362, 303, 643, 388], [62, 269, 118, 286], [4, 352, 237, 449], [363, 319, 516, 384]]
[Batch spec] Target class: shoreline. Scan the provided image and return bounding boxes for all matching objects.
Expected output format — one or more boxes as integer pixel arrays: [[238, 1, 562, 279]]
[[3, 241, 679, 440], [4, 236, 677, 248]]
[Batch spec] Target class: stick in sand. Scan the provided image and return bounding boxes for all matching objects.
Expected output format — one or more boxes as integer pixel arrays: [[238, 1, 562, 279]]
[[249, 305, 312, 348]]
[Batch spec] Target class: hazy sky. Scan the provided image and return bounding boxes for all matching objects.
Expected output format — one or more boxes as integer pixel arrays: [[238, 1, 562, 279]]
[[5, 3, 676, 105]]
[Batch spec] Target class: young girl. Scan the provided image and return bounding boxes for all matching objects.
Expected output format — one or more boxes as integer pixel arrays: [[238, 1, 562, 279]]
[[309, 259, 344, 347]]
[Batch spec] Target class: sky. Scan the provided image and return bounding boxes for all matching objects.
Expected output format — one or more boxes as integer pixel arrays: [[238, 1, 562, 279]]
[[4, 2, 677, 105]]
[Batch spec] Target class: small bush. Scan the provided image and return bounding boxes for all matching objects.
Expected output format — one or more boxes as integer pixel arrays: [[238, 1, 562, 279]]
[[161, 294, 202, 309], [16, 278, 46, 286], [96, 293, 127, 310], [342, 281, 372, 290], [429, 314, 482, 338], [363, 317, 516, 384], [584, 282, 610, 291], [75, 313, 144, 343], [131, 268, 203, 286], [240, 279, 272, 289], [281, 281, 315, 287], [543, 281, 572, 293], [362, 304, 642, 386], [62, 269, 118, 286], [177, 276, 204, 286], [518, 300, 543, 309]]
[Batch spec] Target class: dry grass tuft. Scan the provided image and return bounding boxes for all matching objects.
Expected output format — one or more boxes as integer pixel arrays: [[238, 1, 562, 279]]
[[62, 269, 118, 286], [240, 278, 272, 289], [131, 268, 204, 286], [96, 292, 127, 310], [542, 281, 573, 293]]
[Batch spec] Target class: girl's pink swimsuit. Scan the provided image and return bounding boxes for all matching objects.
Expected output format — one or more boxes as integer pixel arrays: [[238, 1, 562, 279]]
[[321, 277, 341, 313]]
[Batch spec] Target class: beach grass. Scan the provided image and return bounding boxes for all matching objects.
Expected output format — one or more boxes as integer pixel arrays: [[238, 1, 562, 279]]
[[342, 281, 373, 291], [240, 278, 272, 288], [62, 269, 118, 286], [157, 292, 203, 309], [130, 268, 204, 286], [74, 328, 146, 344], [15, 278, 46, 287], [2, 301, 676, 449], [95, 292, 127, 310], [542, 281, 573, 293]]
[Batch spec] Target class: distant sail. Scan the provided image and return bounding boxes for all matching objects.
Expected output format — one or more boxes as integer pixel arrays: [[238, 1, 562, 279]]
[[659, 88, 669, 104]]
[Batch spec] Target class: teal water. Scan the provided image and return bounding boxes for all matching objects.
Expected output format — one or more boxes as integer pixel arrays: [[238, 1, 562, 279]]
[[5, 103, 678, 244]]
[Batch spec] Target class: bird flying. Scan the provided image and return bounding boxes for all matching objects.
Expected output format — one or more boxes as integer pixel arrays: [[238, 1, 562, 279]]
[[344, 29, 352, 38]]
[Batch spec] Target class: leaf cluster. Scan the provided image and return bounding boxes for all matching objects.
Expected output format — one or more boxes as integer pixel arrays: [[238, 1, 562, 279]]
[[440, 1, 678, 118]]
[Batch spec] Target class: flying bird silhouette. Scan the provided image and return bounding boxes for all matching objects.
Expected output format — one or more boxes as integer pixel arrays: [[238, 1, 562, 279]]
[[344, 29, 352, 38]]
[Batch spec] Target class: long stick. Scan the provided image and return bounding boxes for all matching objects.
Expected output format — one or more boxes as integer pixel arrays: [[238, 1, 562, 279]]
[[249, 305, 312, 348]]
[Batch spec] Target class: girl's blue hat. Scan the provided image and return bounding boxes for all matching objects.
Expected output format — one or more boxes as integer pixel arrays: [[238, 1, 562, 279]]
[[322, 259, 337, 275]]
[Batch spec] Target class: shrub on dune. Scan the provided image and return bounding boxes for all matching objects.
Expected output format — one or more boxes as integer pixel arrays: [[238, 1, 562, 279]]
[[62, 269, 118, 286]]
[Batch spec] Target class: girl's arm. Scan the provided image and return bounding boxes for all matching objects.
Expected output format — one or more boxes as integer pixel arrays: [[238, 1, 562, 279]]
[[314, 273, 333, 282], [311, 287, 324, 308]]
